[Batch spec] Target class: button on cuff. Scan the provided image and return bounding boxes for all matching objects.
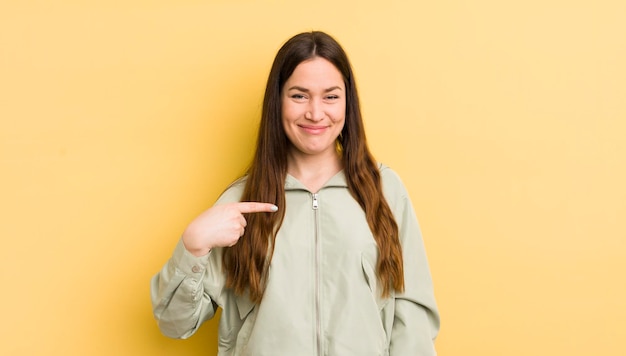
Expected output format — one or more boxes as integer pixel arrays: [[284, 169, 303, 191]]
[[172, 239, 210, 275]]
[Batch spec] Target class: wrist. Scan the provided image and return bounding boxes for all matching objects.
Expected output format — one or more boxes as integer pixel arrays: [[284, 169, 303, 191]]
[[181, 233, 212, 257]]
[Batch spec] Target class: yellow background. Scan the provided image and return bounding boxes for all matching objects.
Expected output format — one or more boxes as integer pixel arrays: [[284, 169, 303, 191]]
[[1, 1, 624, 355]]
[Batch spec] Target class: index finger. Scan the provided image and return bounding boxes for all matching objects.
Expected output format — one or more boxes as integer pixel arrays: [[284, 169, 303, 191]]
[[236, 202, 279, 213]]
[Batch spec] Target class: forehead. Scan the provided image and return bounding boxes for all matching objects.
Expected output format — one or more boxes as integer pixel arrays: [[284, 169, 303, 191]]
[[285, 57, 344, 88]]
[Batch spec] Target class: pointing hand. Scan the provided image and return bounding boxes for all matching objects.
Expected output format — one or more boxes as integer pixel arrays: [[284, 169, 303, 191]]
[[182, 202, 278, 257]]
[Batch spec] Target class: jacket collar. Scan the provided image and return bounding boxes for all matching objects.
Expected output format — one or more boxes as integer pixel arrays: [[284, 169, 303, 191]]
[[284, 170, 348, 191]]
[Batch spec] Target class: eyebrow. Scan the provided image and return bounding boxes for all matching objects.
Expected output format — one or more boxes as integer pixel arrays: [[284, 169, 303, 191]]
[[287, 85, 343, 92]]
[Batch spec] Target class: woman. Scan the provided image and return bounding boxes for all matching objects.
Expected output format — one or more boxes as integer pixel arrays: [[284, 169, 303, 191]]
[[151, 31, 440, 355]]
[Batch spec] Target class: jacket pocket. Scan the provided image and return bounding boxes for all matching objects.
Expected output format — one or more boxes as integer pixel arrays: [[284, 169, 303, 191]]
[[233, 294, 258, 353], [235, 294, 255, 320], [361, 254, 391, 311], [218, 293, 256, 352]]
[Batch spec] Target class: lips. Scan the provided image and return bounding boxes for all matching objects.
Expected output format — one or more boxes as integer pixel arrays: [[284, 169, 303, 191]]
[[299, 124, 329, 135]]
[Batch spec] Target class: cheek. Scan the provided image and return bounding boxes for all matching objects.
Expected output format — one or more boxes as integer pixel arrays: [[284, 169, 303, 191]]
[[281, 103, 299, 123], [331, 104, 346, 123]]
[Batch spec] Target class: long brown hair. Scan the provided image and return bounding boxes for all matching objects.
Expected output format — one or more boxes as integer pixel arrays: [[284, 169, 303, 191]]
[[223, 31, 404, 303]]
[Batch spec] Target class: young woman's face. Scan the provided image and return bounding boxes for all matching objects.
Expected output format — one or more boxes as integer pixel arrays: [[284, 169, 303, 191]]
[[281, 57, 346, 159]]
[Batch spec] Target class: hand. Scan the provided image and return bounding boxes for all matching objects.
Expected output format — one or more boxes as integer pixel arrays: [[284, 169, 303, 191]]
[[182, 202, 278, 256]]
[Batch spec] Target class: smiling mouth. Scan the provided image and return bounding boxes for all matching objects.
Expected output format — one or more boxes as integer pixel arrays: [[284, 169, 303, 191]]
[[299, 125, 328, 134]]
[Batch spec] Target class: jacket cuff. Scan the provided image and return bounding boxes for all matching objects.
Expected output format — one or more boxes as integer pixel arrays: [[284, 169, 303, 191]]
[[171, 239, 211, 276]]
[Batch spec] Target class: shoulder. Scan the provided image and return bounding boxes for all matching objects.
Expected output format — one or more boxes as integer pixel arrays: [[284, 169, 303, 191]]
[[377, 164, 422, 231], [378, 163, 409, 202], [215, 176, 247, 204]]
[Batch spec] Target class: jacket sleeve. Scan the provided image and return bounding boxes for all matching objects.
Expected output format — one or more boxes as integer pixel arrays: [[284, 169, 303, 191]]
[[382, 167, 440, 355], [150, 240, 220, 339], [150, 180, 244, 339]]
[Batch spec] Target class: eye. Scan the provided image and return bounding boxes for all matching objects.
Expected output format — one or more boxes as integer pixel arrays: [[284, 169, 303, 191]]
[[325, 94, 340, 100], [290, 93, 307, 100]]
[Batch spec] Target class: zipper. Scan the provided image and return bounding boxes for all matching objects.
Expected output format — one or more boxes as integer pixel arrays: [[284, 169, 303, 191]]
[[312, 193, 322, 355]]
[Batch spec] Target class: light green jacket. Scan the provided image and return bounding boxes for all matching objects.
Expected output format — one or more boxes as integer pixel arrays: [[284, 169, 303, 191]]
[[151, 165, 440, 355]]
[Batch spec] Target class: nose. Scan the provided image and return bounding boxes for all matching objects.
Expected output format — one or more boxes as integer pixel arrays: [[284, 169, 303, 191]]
[[305, 99, 324, 122]]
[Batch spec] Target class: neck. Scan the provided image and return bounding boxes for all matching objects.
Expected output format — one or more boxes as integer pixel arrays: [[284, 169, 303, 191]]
[[287, 149, 343, 193]]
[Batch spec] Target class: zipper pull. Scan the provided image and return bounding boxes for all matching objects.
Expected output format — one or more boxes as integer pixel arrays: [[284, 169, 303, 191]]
[[312, 193, 319, 210]]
